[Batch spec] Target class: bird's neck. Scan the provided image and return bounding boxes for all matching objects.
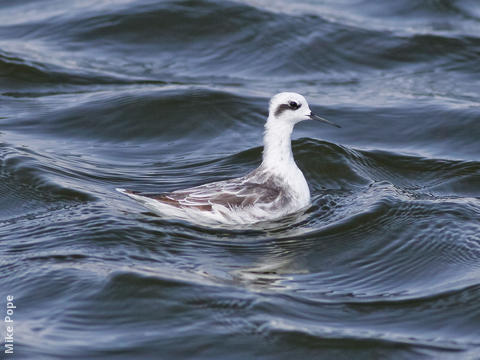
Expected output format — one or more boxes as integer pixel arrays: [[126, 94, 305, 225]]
[[261, 118, 296, 173]]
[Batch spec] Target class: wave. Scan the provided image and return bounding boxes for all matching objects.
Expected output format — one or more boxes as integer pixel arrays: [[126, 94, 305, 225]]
[[1, 0, 479, 84], [2, 1, 480, 358]]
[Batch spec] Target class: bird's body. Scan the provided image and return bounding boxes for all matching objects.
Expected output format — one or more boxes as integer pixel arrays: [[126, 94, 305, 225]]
[[117, 92, 339, 226]]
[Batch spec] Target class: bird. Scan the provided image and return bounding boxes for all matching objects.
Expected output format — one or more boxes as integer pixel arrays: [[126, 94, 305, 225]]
[[117, 92, 340, 226]]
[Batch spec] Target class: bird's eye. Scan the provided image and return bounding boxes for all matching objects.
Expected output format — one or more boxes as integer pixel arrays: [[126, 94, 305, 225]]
[[288, 101, 300, 110]]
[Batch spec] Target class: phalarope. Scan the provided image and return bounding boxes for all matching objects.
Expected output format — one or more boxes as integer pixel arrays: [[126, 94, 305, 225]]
[[117, 92, 340, 226]]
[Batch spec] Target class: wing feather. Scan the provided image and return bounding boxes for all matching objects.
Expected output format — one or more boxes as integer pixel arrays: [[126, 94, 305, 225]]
[[145, 175, 283, 211]]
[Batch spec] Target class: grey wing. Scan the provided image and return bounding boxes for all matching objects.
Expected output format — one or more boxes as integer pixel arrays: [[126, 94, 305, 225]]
[[149, 177, 282, 210]]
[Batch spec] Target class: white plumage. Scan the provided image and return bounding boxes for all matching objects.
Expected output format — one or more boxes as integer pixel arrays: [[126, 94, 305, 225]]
[[117, 92, 340, 226]]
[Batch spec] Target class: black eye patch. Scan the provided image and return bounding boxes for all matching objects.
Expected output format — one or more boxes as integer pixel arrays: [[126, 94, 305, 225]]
[[274, 100, 302, 117], [288, 101, 301, 110]]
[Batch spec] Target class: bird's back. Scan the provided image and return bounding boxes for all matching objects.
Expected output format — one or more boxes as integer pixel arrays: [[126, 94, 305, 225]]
[[117, 166, 308, 225]]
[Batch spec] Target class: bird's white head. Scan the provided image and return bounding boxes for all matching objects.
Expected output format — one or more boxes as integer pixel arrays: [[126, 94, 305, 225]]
[[268, 92, 340, 128]]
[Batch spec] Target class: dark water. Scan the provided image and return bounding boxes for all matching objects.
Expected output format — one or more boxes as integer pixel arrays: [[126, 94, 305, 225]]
[[1, 0, 480, 359]]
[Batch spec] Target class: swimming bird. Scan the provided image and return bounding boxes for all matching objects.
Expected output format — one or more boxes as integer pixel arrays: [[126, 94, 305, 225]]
[[117, 92, 340, 226]]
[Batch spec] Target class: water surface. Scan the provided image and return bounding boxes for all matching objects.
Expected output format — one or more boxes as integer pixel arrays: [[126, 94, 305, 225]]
[[1, 0, 479, 359]]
